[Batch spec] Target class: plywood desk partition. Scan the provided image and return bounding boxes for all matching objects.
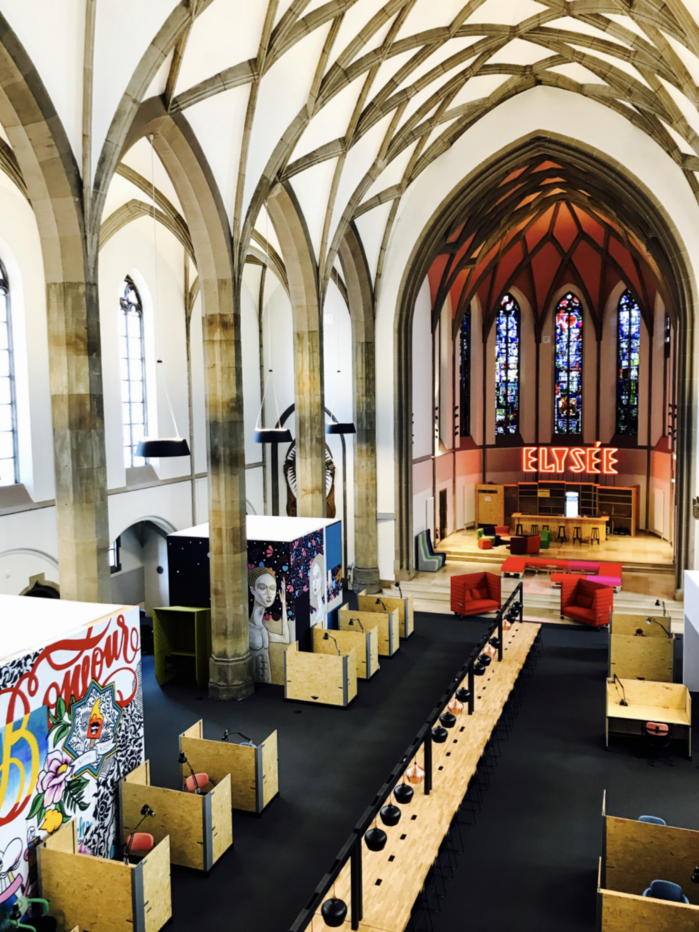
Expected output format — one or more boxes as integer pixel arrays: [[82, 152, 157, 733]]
[[598, 798, 699, 930], [120, 760, 232, 871], [357, 592, 414, 638], [338, 606, 399, 657], [312, 625, 379, 679], [609, 614, 674, 683], [606, 679, 691, 758], [38, 819, 171, 932], [284, 641, 358, 707], [179, 720, 278, 813]]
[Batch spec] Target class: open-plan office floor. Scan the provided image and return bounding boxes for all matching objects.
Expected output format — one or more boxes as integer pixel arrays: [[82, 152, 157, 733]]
[[141, 616, 696, 932]]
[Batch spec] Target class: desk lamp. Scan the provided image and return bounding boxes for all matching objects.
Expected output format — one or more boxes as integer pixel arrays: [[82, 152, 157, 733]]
[[646, 616, 671, 637], [9, 898, 56, 932], [612, 673, 629, 706], [691, 866, 699, 884], [222, 729, 256, 747], [348, 616, 364, 632], [655, 599, 668, 618], [123, 804, 155, 864], [396, 582, 403, 598], [376, 598, 388, 612], [179, 751, 214, 794], [323, 632, 341, 655]]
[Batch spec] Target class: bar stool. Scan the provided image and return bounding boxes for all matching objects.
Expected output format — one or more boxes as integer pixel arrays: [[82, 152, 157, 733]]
[[557, 525, 567, 543], [530, 524, 539, 536], [572, 526, 583, 546], [590, 527, 600, 546], [515, 523, 523, 536]]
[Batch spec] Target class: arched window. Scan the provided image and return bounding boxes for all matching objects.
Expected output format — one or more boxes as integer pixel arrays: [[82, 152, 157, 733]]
[[119, 277, 148, 468], [495, 293, 520, 435], [554, 292, 583, 435], [0, 264, 18, 485], [616, 289, 641, 436], [459, 309, 470, 437]]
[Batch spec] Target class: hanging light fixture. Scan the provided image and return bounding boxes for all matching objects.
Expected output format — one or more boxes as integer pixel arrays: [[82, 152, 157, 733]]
[[447, 697, 464, 717], [365, 824, 387, 851], [393, 783, 414, 805], [405, 762, 425, 785], [455, 687, 471, 703], [321, 892, 347, 928], [137, 135, 190, 459], [253, 203, 292, 444]]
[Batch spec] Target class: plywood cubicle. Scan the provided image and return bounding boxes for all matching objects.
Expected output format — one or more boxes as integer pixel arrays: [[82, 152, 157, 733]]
[[599, 798, 699, 930], [120, 760, 232, 872], [609, 614, 674, 683], [284, 641, 358, 707], [338, 606, 399, 657], [179, 720, 278, 814], [606, 679, 691, 758], [38, 819, 171, 932], [357, 592, 414, 638], [312, 625, 379, 679]]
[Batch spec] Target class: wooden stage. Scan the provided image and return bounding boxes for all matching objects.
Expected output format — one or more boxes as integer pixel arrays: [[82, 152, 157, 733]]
[[310, 621, 540, 932]]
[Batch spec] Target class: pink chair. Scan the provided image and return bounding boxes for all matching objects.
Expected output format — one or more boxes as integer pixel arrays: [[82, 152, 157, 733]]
[[185, 772, 210, 793], [124, 832, 155, 862]]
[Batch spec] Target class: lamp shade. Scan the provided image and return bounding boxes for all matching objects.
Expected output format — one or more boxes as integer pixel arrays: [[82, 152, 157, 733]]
[[136, 438, 190, 458], [473, 660, 486, 676], [365, 827, 387, 851], [405, 762, 425, 785], [431, 725, 448, 743], [380, 803, 401, 826], [326, 422, 356, 434], [253, 428, 292, 443], [440, 711, 456, 729], [321, 898, 348, 928], [447, 698, 464, 717], [455, 687, 471, 703], [489, 636, 501, 649], [394, 783, 414, 805], [479, 653, 492, 666]]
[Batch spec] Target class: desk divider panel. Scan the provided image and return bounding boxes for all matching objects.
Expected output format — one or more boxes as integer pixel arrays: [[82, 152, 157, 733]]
[[141, 836, 172, 932], [312, 625, 379, 679], [609, 634, 674, 682], [611, 614, 671, 638], [179, 719, 278, 813], [284, 641, 357, 706], [598, 888, 699, 932], [605, 816, 699, 904], [357, 593, 414, 638], [338, 607, 398, 656]]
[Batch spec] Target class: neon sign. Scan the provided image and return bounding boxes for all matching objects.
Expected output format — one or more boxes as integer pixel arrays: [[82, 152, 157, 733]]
[[522, 442, 618, 475]]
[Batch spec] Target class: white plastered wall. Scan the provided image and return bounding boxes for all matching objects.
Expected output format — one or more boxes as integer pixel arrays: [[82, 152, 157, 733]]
[[375, 86, 699, 579]]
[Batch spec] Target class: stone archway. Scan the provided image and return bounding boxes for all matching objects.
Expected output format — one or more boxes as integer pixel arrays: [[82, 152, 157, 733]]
[[393, 134, 697, 592], [124, 98, 252, 700]]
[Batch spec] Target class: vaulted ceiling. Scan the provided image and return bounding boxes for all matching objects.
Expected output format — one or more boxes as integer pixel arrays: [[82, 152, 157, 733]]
[[426, 154, 669, 338]]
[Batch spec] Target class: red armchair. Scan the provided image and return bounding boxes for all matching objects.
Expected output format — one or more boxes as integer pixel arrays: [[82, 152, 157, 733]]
[[560, 577, 613, 627], [451, 572, 501, 617]]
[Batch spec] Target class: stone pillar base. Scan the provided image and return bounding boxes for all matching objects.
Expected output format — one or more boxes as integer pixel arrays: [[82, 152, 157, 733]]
[[352, 565, 381, 594], [209, 653, 254, 700]]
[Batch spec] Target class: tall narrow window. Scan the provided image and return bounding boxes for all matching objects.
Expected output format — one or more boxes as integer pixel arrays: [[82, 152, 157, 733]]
[[495, 293, 520, 435], [616, 289, 641, 436], [0, 264, 18, 486], [554, 292, 583, 435], [459, 309, 470, 437], [119, 277, 147, 468]]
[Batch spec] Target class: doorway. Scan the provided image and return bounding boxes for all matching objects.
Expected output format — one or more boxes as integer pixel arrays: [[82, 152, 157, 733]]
[[439, 489, 448, 542]]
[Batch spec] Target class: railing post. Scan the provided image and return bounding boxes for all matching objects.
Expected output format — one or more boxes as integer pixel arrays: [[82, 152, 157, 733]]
[[498, 611, 503, 661], [424, 730, 432, 795], [351, 834, 363, 930], [468, 662, 475, 714]]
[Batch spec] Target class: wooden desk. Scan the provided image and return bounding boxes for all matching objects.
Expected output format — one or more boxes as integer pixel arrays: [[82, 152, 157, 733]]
[[309, 622, 540, 932], [606, 679, 691, 759], [511, 513, 609, 542]]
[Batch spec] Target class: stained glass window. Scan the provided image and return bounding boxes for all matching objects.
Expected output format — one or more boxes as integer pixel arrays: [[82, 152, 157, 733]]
[[616, 289, 641, 436], [495, 293, 520, 435], [554, 292, 583, 435], [119, 277, 148, 468], [0, 263, 18, 486], [459, 309, 470, 437]]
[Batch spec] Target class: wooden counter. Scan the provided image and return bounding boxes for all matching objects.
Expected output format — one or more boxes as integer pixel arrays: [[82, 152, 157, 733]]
[[511, 513, 609, 542]]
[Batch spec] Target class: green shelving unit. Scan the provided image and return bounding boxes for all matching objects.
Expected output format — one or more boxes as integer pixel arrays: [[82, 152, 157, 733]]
[[153, 606, 212, 690]]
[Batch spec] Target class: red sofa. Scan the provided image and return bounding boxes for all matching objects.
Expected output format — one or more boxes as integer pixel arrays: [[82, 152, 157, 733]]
[[560, 577, 613, 627], [451, 572, 501, 617]]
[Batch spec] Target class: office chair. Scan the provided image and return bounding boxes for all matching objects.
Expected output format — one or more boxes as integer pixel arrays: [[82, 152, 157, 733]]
[[643, 721, 673, 767], [638, 815, 666, 825], [185, 772, 211, 792], [642, 879, 689, 903], [124, 831, 155, 862]]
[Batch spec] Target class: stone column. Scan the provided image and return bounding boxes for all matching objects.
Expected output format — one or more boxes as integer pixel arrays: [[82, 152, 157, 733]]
[[47, 278, 112, 602]]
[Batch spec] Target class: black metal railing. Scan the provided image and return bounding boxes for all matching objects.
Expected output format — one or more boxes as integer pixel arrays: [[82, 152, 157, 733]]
[[289, 581, 525, 932]]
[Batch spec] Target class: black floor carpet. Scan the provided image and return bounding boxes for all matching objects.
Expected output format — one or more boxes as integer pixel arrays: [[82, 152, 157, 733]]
[[141, 613, 489, 932], [432, 625, 699, 932]]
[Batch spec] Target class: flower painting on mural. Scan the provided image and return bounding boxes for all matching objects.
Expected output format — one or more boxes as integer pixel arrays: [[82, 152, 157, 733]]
[[495, 295, 520, 435], [554, 294, 583, 435], [0, 609, 144, 912]]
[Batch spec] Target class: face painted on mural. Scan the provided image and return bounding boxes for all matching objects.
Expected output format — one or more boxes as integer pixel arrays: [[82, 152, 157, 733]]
[[251, 573, 277, 609], [311, 562, 322, 598]]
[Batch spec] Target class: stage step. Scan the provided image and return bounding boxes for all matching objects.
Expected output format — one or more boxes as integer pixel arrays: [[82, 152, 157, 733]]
[[437, 549, 675, 575]]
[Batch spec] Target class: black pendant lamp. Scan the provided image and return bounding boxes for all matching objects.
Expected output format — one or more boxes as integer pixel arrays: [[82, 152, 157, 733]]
[[473, 660, 486, 676], [440, 711, 456, 729], [137, 437, 190, 458], [253, 426, 292, 443], [321, 898, 347, 928], [479, 653, 492, 666], [394, 783, 414, 805], [431, 725, 448, 743], [365, 826, 387, 851], [380, 802, 401, 826], [455, 687, 471, 703], [326, 420, 356, 435]]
